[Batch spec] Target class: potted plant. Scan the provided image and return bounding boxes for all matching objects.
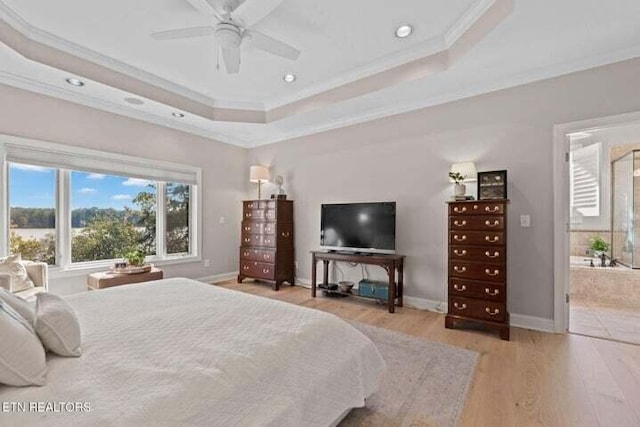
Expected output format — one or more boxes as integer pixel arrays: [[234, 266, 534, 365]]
[[449, 171, 467, 197], [124, 249, 146, 267], [589, 236, 609, 256]]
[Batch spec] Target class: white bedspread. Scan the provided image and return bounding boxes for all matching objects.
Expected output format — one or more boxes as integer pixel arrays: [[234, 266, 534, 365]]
[[0, 279, 385, 426]]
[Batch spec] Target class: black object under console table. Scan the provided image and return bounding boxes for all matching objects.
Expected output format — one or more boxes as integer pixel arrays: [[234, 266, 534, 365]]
[[310, 251, 405, 313]]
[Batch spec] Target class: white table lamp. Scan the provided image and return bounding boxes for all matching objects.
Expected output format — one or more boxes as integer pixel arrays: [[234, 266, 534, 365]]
[[250, 165, 270, 199]]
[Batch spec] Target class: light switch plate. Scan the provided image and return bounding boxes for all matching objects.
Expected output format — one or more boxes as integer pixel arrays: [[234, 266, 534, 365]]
[[520, 214, 531, 228]]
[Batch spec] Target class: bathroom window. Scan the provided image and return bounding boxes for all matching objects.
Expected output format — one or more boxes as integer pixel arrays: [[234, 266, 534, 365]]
[[570, 142, 601, 220]]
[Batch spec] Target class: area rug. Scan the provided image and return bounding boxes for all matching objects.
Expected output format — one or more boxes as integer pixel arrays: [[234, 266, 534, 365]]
[[341, 322, 479, 427]]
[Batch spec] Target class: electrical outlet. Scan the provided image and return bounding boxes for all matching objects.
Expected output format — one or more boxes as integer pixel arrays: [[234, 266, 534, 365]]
[[219, 216, 226, 224], [203, 259, 211, 267], [520, 214, 531, 228]]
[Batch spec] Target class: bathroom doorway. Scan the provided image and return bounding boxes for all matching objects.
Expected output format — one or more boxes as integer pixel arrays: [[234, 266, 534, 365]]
[[568, 122, 640, 344]]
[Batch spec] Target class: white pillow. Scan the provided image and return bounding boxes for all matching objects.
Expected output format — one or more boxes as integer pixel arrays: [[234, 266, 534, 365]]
[[35, 293, 82, 357], [0, 254, 35, 293], [0, 301, 47, 386], [0, 288, 35, 325]]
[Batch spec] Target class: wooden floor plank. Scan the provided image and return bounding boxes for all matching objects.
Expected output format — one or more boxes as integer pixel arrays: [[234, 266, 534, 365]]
[[213, 280, 640, 427]]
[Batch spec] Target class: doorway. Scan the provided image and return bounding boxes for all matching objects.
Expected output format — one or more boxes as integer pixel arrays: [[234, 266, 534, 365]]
[[565, 122, 640, 344]]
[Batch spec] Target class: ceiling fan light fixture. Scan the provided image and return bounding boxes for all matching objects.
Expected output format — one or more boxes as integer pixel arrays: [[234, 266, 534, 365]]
[[283, 73, 296, 83], [65, 77, 85, 87], [395, 24, 413, 39]]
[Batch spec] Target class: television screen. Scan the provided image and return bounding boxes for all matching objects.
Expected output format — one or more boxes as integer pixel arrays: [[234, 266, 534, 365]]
[[321, 202, 396, 254]]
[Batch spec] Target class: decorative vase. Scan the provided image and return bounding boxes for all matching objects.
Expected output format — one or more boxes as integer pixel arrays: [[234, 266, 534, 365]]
[[454, 183, 466, 197]]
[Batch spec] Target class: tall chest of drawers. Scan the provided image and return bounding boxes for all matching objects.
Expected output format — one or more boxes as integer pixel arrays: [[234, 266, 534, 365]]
[[445, 200, 510, 340], [238, 199, 294, 291]]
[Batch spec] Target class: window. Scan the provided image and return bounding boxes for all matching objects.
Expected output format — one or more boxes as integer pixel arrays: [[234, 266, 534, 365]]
[[570, 143, 601, 221], [8, 163, 57, 265], [71, 172, 157, 263], [1, 137, 200, 272]]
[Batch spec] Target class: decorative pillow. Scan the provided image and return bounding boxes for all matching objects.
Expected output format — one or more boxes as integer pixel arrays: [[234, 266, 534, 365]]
[[35, 293, 82, 357], [0, 254, 35, 293], [0, 288, 35, 325], [0, 301, 47, 386]]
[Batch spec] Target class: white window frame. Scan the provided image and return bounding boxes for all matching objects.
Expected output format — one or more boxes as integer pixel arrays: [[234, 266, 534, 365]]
[[0, 135, 202, 277]]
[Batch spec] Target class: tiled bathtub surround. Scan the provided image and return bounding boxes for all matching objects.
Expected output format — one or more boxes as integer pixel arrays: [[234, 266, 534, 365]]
[[570, 263, 640, 310], [570, 230, 610, 257]]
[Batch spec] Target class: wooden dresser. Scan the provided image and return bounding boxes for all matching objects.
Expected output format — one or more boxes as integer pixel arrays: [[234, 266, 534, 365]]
[[445, 200, 510, 340], [238, 199, 294, 290]]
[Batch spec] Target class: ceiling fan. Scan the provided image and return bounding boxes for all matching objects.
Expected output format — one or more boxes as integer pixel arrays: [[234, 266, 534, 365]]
[[151, 0, 301, 74]]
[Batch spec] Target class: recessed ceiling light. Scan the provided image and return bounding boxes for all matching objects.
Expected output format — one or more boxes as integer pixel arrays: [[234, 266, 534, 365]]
[[172, 112, 185, 118], [395, 24, 413, 38], [283, 73, 296, 83], [124, 97, 144, 105], [65, 78, 85, 87]]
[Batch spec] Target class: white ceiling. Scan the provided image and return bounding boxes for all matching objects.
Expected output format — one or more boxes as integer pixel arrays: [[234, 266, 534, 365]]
[[1, 0, 640, 147]]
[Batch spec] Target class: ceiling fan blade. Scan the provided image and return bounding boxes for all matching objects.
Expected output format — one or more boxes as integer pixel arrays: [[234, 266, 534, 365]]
[[186, 0, 216, 15], [151, 26, 215, 40], [221, 47, 241, 73], [244, 30, 300, 60], [233, 0, 284, 28]]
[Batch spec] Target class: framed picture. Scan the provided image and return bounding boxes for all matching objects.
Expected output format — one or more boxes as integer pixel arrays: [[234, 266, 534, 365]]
[[477, 170, 507, 200]]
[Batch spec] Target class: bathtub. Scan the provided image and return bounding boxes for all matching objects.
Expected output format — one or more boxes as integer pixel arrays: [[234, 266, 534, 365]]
[[570, 256, 640, 309]]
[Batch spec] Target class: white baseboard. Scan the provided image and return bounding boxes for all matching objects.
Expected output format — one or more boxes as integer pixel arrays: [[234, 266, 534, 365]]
[[197, 271, 238, 284], [510, 313, 555, 333]]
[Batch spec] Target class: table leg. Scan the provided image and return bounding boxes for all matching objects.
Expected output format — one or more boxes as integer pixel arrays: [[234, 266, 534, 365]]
[[388, 263, 396, 314], [311, 254, 317, 297], [323, 260, 329, 286], [397, 259, 404, 307]]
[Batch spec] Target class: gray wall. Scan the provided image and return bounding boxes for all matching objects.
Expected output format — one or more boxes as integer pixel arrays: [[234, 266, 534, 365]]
[[249, 58, 640, 320], [0, 84, 248, 294]]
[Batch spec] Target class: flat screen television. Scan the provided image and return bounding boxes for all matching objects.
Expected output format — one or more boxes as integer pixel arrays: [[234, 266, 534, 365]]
[[320, 202, 396, 254]]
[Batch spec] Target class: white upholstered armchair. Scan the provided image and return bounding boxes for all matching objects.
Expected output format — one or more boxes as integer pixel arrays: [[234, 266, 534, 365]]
[[0, 260, 48, 301]]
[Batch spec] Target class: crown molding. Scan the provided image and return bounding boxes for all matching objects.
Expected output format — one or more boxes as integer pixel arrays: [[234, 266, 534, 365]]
[[0, 70, 252, 147], [248, 44, 640, 147]]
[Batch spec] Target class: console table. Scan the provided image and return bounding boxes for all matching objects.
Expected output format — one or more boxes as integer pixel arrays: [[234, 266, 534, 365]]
[[310, 251, 405, 313]]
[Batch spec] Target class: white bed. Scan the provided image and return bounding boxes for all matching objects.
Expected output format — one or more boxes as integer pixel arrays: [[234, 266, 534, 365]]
[[0, 278, 386, 426]]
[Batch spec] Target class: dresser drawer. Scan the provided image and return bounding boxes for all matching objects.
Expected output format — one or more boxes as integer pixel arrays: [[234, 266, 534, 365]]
[[449, 261, 506, 282], [449, 246, 505, 264], [449, 231, 504, 246], [240, 248, 276, 263], [449, 297, 506, 322], [449, 215, 504, 231], [241, 233, 277, 248], [449, 202, 505, 216], [449, 278, 505, 302], [243, 201, 276, 210], [241, 221, 277, 235], [240, 260, 275, 280], [243, 209, 277, 221]]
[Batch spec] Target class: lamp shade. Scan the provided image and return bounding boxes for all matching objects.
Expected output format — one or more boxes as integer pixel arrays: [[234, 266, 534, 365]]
[[250, 165, 270, 183], [449, 162, 477, 182]]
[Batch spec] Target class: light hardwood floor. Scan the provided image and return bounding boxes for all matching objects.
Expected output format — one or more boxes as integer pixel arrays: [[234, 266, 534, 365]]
[[216, 280, 640, 427]]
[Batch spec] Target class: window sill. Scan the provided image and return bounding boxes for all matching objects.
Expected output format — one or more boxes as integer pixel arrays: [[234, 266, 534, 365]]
[[49, 255, 201, 279]]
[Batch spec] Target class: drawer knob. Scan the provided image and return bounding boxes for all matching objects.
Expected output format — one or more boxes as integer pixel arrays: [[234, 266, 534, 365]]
[[244, 226, 251, 231], [263, 254, 270, 260], [453, 206, 467, 213], [243, 252, 249, 257], [454, 220, 467, 227], [454, 302, 467, 310], [262, 269, 270, 274], [485, 269, 500, 276], [454, 266, 467, 273], [485, 307, 500, 316], [485, 220, 500, 227], [244, 238, 251, 243], [453, 235, 467, 242], [485, 251, 500, 258], [265, 239, 272, 244], [485, 288, 500, 296], [453, 284, 467, 292], [243, 266, 249, 271], [453, 249, 467, 256], [485, 206, 500, 213], [248, 203, 254, 208], [245, 212, 252, 218], [485, 236, 499, 243], [281, 231, 290, 238]]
